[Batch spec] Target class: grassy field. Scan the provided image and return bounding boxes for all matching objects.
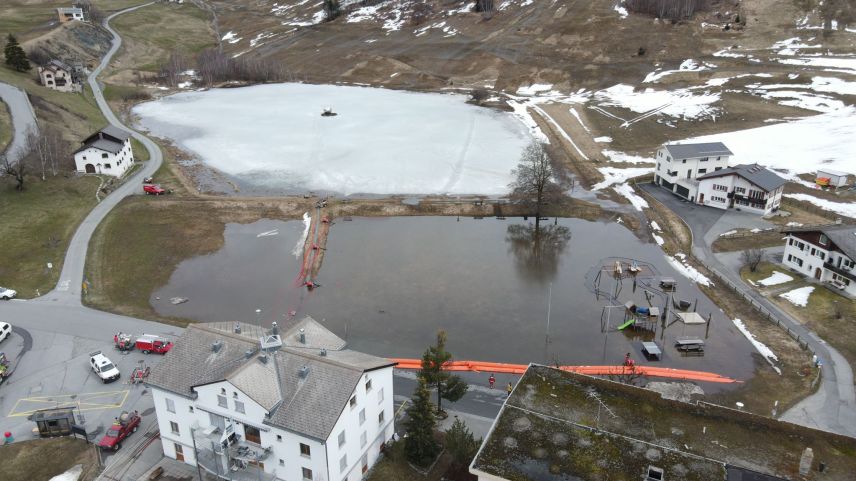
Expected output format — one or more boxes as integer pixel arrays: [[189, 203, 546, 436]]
[[107, 2, 214, 77], [0, 437, 99, 481], [0, 99, 11, 152], [740, 261, 800, 288], [0, 1, 69, 42], [0, 175, 101, 297], [712, 229, 785, 253]]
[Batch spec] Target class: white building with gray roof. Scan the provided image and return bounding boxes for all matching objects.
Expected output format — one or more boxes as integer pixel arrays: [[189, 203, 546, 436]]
[[783, 223, 856, 296], [73, 126, 135, 177], [147, 317, 396, 481], [695, 163, 786, 215], [654, 142, 733, 202]]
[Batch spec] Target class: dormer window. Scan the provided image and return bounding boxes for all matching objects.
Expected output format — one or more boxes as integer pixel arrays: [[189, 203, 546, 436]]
[[819, 234, 829, 246]]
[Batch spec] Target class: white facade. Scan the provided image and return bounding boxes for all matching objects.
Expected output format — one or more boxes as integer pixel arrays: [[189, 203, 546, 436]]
[[654, 146, 730, 202], [783, 233, 856, 297], [152, 365, 395, 481], [73, 137, 134, 177], [57, 7, 84, 23], [696, 175, 783, 215], [38, 63, 78, 93]]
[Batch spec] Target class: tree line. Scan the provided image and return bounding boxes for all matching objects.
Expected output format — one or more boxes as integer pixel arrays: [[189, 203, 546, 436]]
[[625, 0, 710, 21], [159, 48, 286, 88], [3, 125, 73, 191]]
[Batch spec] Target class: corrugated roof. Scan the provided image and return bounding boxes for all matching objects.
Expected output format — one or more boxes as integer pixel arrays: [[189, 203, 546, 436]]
[[697, 163, 786, 192], [784, 223, 856, 260], [147, 320, 393, 440], [664, 142, 733, 159]]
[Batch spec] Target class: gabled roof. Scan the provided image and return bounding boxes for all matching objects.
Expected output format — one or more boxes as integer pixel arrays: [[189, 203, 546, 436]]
[[147, 318, 394, 440], [664, 142, 732, 159], [75, 126, 131, 155], [41, 59, 72, 73], [784, 223, 856, 260], [57, 7, 83, 14], [697, 163, 786, 192]]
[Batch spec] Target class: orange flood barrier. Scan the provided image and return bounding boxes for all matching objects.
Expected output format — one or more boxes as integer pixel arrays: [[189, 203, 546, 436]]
[[391, 359, 740, 383]]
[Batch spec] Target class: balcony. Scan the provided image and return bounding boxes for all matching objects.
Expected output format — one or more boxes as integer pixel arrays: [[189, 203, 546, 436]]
[[824, 261, 856, 281], [192, 426, 277, 481]]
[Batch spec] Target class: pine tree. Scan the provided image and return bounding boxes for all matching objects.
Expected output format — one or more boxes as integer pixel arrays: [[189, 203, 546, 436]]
[[4, 34, 31, 72], [404, 379, 441, 467], [445, 418, 481, 467], [419, 330, 468, 415]]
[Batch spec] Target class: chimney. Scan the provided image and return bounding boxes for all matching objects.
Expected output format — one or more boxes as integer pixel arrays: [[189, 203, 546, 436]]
[[234, 322, 241, 334], [259, 354, 268, 364], [298, 365, 309, 378], [299, 328, 306, 344], [211, 340, 223, 352], [319, 348, 327, 357], [271, 321, 279, 336]]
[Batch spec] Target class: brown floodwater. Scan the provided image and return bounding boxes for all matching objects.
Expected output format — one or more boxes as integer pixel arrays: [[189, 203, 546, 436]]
[[153, 216, 760, 388]]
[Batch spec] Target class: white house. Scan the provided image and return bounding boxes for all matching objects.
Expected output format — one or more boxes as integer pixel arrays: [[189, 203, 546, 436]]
[[783, 224, 856, 297], [695, 163, 786, 215], [654, 142, 732, 202], [56, 7, 84, 23], [147, 318, 396, 481], [74, 126, 134, 177], [38, 60, 80, 93]]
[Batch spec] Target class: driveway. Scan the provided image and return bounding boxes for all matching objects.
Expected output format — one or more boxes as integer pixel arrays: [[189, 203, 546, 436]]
[[0, 82, 38, 163], [639, 182, 856, 437]]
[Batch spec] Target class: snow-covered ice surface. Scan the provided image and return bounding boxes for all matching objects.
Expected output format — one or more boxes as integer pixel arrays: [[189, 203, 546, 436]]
[[666, 255, 713, 286], [49, 465, 83, 481], [134, 84, 532, 195], [784, 194, 856, 218], [779, 286, 814, 307], [683, 107, 856, 176], [758, 271, 794, 287], [732, 318, 781, 374]]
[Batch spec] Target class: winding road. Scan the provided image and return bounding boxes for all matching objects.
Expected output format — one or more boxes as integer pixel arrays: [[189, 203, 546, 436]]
[[0, 82, 38, 163]]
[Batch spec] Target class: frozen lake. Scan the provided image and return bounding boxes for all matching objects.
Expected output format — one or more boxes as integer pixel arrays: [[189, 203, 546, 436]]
[[133, 84, 533, 195]]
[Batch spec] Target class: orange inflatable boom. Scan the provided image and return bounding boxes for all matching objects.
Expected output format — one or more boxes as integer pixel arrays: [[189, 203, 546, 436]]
[[391, 358, 740, 383]]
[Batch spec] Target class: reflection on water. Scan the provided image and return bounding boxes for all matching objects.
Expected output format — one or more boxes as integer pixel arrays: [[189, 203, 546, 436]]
[[506, 223, 572, 284], [153, 216, 759, 389]]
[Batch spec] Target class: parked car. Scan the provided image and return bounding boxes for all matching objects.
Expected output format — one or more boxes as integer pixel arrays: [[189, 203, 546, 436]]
[[143, 184, 166, 195], [0, 322, 11, 343], [135, 334, 172, 354], [89, 351, 120, 383], [0, 287, 16, 300], [97, 411, 141, 451]]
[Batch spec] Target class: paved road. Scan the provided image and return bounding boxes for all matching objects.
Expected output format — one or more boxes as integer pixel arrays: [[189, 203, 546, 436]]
[[0, 82, 38, 162], [43, 2, 162, 306], [640, 182, 856, 437]]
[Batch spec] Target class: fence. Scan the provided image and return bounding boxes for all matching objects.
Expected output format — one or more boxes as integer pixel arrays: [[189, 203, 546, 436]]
[[703, 264, 815, 356]]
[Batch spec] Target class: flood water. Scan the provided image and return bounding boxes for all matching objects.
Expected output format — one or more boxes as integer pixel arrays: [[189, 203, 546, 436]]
[[153, 216, 759, 387]]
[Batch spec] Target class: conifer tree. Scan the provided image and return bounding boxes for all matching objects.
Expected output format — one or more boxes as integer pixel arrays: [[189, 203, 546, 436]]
[[4, 34, 31, 72], [419, 330, 468, 415], [404, 379, 441, 466]]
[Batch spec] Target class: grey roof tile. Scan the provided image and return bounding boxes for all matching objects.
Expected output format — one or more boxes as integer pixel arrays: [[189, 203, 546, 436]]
[[785, 223, 856, 260], [665, 142, 733, 159], [697, 163, 786, 192]]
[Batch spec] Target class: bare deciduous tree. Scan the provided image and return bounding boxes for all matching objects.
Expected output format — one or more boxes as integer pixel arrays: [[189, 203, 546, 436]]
[[34, 125, 71, 179], [195, 48, 285, 86], [741, 248, 765, 273], [509, 142, 565, 229], [2, 129, 36, 191], [625, 0, 709, 21], [411, 1, 433, 26], [159, 51, 189, 88]]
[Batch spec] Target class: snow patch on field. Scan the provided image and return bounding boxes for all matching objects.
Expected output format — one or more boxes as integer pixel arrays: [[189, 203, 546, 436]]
[[650, 221, 661, 231], [758, 271, 794, 286], [516, 83, 555, 96], [601, 150, 652, 164], [614, 3, 628, 18], [784, 194, 856, 218], [507, 100, 548, 142], [612, 183, 649, 211], [414, 21, 459, 37], [776, 56, 856, 74], [732, 319, 781, 374], [221, 31, 241, 44], [592, 166, 653, 190], [666, 255, 713, 286], [779, 286, 814, 307], [593, 84, 721, 121], [594, 136, 612, 143], [682, 107, 856, 175], [643, 59, 714, 83], [49, 465, 83, 481], [569, 107, 591, 132], [719, 230, 737, 237]]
